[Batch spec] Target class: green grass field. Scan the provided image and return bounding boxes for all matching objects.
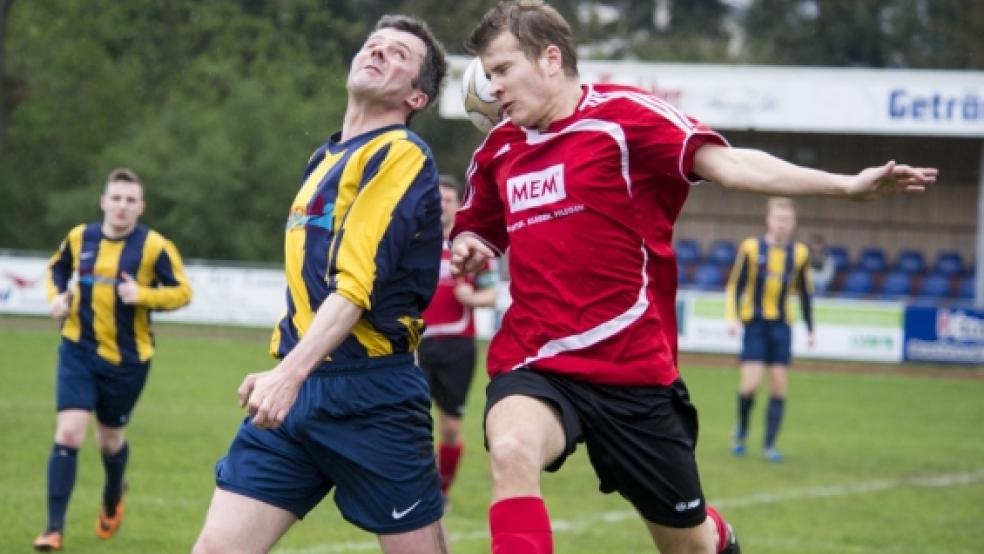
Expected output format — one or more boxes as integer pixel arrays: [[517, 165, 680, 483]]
[[2, 315, 983, 553]]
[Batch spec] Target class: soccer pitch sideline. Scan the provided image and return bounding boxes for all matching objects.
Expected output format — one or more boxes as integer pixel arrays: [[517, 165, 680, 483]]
[[1, 316, 982, 553]]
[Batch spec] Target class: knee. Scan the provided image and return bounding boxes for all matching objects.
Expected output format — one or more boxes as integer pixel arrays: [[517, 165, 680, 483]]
[[54, 428, 85, 448], [488, 434, 540, 482]]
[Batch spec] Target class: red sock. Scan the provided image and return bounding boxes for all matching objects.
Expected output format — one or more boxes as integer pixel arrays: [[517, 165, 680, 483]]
[[705, 505, 729, 553], [489, 496, 553, 554], [438, 443, 463, 496]]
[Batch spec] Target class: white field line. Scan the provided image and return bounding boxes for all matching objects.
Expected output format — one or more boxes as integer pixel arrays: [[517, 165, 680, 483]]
[[274, 469, 984, 554]]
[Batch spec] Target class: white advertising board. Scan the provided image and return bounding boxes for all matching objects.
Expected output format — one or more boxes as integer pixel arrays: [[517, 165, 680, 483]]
[[441, 55, 984, 138]]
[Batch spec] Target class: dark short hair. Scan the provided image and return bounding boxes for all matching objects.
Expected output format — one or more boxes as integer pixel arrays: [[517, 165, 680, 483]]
[[465, 0, 578, 78], [106, 167, 141, 186], [375, 15, 448, 114], [438, 174, 463, 200]]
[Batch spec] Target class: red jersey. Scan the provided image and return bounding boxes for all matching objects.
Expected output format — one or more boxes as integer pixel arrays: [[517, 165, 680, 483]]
[[451, 83, 727, 386], [422, 243, 489, 338]]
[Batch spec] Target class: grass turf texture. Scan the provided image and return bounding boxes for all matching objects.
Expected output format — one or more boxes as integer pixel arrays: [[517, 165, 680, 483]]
[[1, 315, 982, 553]]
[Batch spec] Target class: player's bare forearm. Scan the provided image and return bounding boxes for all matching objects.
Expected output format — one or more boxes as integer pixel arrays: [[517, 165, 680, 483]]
[[695, 146, 850, 196], [694, 145, 937, 200], [276, 293, 363, 380]]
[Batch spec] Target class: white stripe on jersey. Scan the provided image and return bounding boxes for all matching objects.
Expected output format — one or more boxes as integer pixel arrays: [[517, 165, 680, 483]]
[[422, 310, 472, 337], [510, 244, 650, 370], [523, 118, 632, 196]]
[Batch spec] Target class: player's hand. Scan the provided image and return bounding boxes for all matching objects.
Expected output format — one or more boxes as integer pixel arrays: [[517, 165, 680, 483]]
[[49, 291, 72, 320], [117, 272, 140, 305], [450, 235, 494, 277], [807, 330, 816, 348], [727, 321, 740, 336], [240, 367, 302, 430], [453, 281, 476, 305], [846, 161, 937, 201]]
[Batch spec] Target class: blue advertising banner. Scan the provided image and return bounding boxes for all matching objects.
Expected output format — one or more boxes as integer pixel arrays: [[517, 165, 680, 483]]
[[903, 306, 984, 364]]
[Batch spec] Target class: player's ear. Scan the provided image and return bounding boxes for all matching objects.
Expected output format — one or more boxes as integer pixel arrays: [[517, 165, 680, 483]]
[[407, 90, 428, 111], [541, 44, 563, 76]]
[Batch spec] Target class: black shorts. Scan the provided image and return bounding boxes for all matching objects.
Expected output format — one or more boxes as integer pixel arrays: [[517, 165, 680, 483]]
[[418, 336, 477, 417], [485, 369, 706, 528]]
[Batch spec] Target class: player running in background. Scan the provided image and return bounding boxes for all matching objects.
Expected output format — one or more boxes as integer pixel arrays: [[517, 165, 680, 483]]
[[192, 14, 451, 554], [419, 174, 498, 502], [726, 197, 814, 462], [450, 1, 936, 553], [35, 168, 192, 551]]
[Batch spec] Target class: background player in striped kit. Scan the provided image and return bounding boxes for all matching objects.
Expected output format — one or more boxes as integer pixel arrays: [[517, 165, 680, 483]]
[[419, 174, 498, 502], [726, 197, 814, 462], [450, 2, 935, 553], [35, 167, 192, 551]]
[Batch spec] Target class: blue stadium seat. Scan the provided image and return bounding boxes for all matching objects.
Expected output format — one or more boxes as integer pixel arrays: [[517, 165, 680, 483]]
[[957, 275, 975, 300], [918, 273, 951, 299], [880, 271, 911, 298], [841, 269, 874, 296], [707, 240, 736, 266], [693, 263, 724, 290], [858, 247, 887, 273], [895, 249, 926, 274], [826, 246, 850, 271], [933, 251, 963, 276], [674, 239, 701, 265], [677, 262, 693, 286]]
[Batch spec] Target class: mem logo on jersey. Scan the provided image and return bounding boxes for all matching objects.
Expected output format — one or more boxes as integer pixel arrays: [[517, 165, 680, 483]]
[[506, 164, 566, 213]]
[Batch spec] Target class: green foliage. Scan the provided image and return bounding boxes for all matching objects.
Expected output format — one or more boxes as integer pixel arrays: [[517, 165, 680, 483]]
[[1, 316, 983, 552], [1, 0, 981, 260]]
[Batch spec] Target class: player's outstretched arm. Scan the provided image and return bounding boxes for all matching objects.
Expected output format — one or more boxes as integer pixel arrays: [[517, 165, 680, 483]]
[[693, 144, 937, 200]]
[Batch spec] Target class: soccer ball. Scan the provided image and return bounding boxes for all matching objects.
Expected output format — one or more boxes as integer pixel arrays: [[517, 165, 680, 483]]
[[461, 57, 502, 133]]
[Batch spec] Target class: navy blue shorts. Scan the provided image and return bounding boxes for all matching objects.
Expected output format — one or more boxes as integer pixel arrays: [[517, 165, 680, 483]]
[[740, 319, 792, 365], [215, 354, 444, 534], [56, 339, 150, 427]]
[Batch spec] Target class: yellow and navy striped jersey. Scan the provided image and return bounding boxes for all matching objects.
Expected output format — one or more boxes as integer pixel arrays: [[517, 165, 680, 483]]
[[270, 124, 442, 362], [725, 236, 814, 330], [47, 223, 192, 364]]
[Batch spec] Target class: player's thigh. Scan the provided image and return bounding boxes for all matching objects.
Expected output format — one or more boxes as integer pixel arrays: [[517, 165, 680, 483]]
[[378, 520, 449, 554], [486, 393, 566, 470], [738, 362, 764, 392], [193, 488, 296, 554], [768, 364, 789, 394]]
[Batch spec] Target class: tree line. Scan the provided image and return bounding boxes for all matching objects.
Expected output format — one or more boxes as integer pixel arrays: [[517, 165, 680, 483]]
[[1, 0, 980, 262]]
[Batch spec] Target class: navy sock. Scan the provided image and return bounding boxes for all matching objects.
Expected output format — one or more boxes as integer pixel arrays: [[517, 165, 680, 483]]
[[46, 443, 79, 532], [736, 393, 755, 440], [764, 396, 786, 449], [101, 442, 129, 517]]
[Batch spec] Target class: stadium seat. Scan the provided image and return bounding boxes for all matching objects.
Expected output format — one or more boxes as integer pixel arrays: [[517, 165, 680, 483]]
[[957, 275, 975, 301], [841, 269, 874, 296], [918, 273, 951, 299], [693, 262, 724, 290], [826, 246, 850, 271], [674, 239, 701, 265], [858, 247, 887, 273], [707, 240, 736, 266], [895, 249, 926, 274], [880, 271, 912, 298], [677, 262, 693, 286], [933, 251, 964, 276]]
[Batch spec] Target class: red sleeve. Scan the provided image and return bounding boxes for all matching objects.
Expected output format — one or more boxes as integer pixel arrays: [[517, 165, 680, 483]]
[[450, 144, 510, 255], [617, 92, 728, 185]]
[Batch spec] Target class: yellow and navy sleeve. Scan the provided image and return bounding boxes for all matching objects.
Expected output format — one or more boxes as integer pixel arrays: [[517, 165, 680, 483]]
[[794, 242, 814, 331], [725, 237, 756, 323], [46, 224, 84, 301], [135, 232, 192, 311], [329, 138, 432, 310]]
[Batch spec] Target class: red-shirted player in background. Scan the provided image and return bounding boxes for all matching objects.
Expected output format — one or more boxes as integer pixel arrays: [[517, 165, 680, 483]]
[[419, 175, 498, 502], [450, 2, 937, 554]]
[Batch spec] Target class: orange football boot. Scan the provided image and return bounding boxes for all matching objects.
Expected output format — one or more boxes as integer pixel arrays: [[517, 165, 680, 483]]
[[32, 530, 63, 551]]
